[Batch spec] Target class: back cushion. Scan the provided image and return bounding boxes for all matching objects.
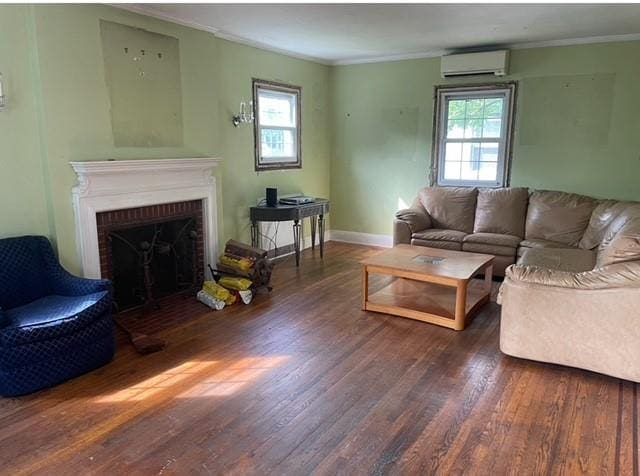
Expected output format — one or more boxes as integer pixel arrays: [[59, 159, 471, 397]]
[[597, 217, 640, 267], [580, 201, 640, 250], [473, 187, 528, 237], [0, 236, 51, 310], [525, 190, 598, 247], [418, 186, 477, 233]]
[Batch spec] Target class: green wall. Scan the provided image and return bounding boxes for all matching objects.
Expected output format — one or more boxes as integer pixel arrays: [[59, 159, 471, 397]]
[[2, 4, 640, 271], [331, 41, 640, 236], [30, 5, 224, 271], [0, 6, 51, 238], [217, 39, 330, 246], [0, 5, 330, 273]]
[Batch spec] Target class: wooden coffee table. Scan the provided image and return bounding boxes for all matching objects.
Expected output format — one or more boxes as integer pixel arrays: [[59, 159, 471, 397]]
[[361, 245, 494, 331]]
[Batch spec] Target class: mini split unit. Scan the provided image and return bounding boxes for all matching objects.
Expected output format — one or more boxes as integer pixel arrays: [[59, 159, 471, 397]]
[[441, 50, 510, 78]]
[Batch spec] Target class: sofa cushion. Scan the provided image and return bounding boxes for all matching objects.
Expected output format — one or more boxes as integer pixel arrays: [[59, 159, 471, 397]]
[[0, 236, 53, 310], [463, 243, 516, 257], [517, 248, 596, 273], [463, 232, 519, 258], [2, 292, 109, 346], [410, 239, 462, 251], [412, 229, 467, 243], [525, 190, 598, 247], [517, 238, 571, 257], [473, 187, 528, 237], [489, 255, 517, 277], [464, 232, 521, 248], [597, 217, 640, 268], [418, 187, 477, 233], [579, 201, 639, 250], [519, 238, 569, 249]]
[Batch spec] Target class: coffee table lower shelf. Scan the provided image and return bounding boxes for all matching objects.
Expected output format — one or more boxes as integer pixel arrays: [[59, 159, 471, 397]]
[[363, 278, 490, 331]]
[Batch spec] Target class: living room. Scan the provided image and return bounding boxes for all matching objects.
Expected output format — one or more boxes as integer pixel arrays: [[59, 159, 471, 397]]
[[1, 2, 639, 474]]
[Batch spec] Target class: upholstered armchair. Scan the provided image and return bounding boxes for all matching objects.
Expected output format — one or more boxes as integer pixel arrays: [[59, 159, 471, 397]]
[[0, 236, 115, 396]]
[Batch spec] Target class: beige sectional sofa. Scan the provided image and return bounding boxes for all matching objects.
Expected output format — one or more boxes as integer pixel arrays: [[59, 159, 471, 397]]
[[395, 186, 640, 382]]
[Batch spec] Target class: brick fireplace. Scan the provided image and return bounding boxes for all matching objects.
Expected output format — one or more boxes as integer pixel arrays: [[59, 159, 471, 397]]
[[96, 200, 205, 310], [70, 158, 222, 282]]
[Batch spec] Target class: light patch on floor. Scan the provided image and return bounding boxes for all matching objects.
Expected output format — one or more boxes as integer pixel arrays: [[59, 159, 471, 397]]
[[177, 356, 290, 398], [96, 360, 218, 403], [95, 356, 289, 403]]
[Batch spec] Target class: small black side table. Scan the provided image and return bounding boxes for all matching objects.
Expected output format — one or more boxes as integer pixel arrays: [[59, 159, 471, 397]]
[[250, 198, 330, 267]]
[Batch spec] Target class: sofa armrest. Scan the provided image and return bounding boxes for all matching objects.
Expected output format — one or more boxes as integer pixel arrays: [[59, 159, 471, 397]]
[[505, 261, 640, 290], [499, 262, 640, 382], [40, 243, 113, 297], [48, 264, 113, 297], [395, 207, 432, 232], [54, 271, 112, 297], [394, 207, 432, 246]]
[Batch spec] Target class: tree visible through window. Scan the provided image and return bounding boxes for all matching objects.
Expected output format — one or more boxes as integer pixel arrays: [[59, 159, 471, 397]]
[[253, 79, 302, 171], [433, 83, 516, 187]]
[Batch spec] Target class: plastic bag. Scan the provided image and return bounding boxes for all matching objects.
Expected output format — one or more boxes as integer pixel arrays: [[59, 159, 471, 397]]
[[220, 254, 254, 273], [202, 280, 231, 301], [197, 290, 225, 310], [239, 290, 253, 305], [224, 292, 237, 305], [219, 276, 253, 291]]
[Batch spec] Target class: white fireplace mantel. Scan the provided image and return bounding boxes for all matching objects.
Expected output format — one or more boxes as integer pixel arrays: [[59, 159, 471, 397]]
[[71, 158, 222, 279]]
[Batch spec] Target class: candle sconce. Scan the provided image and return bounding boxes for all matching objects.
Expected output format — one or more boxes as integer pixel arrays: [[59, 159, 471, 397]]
[[232, 100, 254, 127], [0, 73, 5, 111]]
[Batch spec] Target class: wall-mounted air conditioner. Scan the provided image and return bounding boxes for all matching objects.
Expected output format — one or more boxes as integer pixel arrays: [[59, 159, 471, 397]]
[[441, 50, 509, 78]]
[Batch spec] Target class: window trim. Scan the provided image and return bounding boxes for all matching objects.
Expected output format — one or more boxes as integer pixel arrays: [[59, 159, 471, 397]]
[[253, 78, 302, 171], [431, 82, 517, 188]]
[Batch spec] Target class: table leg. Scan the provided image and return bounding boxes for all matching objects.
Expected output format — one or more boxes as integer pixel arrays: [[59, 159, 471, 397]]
[[293, 219, 301, 267], [484, 263, 494, 294], [310, 216, 317, 250], [318, 214, 325, 258], [250, 221, 258, 248], [362, 266, 369, 310], [454, 280, 468, 331]]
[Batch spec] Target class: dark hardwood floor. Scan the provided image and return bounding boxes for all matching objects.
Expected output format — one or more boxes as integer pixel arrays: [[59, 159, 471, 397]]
[[1, 242, 638, 475]]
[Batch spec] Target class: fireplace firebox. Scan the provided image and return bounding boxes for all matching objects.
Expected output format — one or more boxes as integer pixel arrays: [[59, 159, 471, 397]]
[[96, 200, 204, 312]]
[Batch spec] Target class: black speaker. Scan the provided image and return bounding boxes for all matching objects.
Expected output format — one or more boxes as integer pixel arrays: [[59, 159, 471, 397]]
[[266, 188, 278, 207]]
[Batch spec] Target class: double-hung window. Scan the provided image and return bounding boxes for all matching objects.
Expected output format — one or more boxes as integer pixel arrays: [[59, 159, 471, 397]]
[[433, 83, 516, 187], [253, 79, 302, 171]]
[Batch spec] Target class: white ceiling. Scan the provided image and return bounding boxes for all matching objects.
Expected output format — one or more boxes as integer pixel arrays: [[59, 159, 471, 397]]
[[125, 4, 640, 65]]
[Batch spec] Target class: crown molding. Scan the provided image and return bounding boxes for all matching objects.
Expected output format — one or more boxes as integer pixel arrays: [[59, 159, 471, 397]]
[[214, 31, 330, 65], [111, 4, 329, 65], [110, 4, 640, 67], [507, 32, 640, 51], [331, 32, 640, 65], [331, 49, 448, 66], [112, 4, 221, 35]]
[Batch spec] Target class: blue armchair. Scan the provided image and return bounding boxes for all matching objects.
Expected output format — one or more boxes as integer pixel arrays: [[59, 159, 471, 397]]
[[0, 236, 115, 396]]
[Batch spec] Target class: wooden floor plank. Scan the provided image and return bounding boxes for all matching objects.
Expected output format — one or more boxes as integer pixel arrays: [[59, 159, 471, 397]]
[[0, 242, 636, 475]]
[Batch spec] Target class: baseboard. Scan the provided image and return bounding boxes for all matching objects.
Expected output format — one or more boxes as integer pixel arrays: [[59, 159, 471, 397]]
[[328, 230, 393, 248], [268, 230, 393, 259], [267, 236, 315, 259]]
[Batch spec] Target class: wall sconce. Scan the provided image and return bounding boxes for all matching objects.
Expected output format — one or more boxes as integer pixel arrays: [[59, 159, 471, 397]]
[[232, 100, 254, 127], [0, 73, 5, 111]]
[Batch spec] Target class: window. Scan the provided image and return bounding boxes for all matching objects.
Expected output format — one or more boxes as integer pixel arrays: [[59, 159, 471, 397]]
[[253, 79, 302, 171], [433, 83, 516, 187]]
